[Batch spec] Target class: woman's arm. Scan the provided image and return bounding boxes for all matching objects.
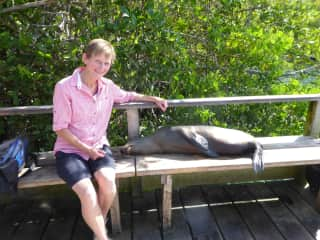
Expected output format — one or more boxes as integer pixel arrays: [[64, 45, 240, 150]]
[[132, 93, 168, 112], [55, 129, 105, 160]]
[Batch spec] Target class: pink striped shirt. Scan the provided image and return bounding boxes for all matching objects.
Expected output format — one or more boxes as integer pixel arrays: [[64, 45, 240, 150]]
[[53, 67, 136, 160]]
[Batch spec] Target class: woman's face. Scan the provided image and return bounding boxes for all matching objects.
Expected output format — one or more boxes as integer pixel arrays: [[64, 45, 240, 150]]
[[82, 53, 112, 79]]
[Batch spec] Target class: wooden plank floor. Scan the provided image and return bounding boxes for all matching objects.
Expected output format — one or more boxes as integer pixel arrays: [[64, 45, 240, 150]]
[[1, 180, 320, 240]]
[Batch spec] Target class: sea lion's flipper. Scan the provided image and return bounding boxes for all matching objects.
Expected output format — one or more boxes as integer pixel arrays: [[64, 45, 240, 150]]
[[252, 142, 264, 173], [188, 132, 219, 158]]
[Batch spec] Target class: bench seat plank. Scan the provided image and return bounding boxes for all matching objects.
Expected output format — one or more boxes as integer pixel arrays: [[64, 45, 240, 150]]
[[136, 136, 320, 176], [136, 137, 320, 176], [19, 136, 320, 186], [18, 157, 136, 189], [257, 136, 320, 149], [18, 166, 64, 188]]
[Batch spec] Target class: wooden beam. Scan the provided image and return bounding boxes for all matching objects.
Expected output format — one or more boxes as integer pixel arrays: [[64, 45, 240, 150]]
[[2, 94, 320, 116], [0, 105, 53, 116], [126, 108, 142, 197], [126, 108, 139, 140], [305, 101, 320, 137], [115, 94, 320, 109], [18, 157, 136, 189], [161, 175, 172, 229]]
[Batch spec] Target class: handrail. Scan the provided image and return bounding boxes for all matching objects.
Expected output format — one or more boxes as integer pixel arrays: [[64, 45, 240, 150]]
[[1, 94, 320, 138], [1, 94, 320, 116], [117, 94, 320, 109]]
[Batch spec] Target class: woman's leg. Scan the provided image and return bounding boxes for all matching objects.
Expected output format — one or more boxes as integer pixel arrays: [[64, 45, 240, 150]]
[[72, 178, 109, 240], [55, 152, 110, 240], [94, 167, 117, 222]]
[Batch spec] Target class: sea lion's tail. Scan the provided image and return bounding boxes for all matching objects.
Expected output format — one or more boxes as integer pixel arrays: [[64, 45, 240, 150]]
[[252, 142, 264, 173]]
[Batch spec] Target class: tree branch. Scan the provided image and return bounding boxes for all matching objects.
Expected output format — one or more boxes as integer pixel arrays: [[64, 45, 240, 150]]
[[246, 64, 320, 78], [0, 0, 55, 14], [281, 64, 320, 77]]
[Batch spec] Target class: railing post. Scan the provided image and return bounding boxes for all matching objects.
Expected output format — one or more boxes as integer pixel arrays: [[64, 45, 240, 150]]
[[126, 109, 140, 140], [110, 108, 140, 234], [305, 100, 320, 206], [126, 108, 143, 198], [305, 101, 320, 137]]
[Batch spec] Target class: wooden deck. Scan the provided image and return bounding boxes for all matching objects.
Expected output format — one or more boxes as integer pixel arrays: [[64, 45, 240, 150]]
[[1, 180, 320, 240]]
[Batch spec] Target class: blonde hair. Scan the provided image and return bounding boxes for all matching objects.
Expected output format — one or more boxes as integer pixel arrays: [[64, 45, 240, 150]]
[[84, 39, 116, 63]]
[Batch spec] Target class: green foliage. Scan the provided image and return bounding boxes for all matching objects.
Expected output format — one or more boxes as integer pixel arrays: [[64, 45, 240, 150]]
[[0, 0, 320, 149]]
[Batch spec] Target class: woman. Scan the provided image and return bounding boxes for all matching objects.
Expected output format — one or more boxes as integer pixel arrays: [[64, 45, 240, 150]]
[[52, 39, 167, 240]]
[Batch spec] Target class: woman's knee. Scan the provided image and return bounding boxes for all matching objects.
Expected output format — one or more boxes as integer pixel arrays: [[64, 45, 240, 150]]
[[72, 178, 97, 202], [94, 168, 117, 194]]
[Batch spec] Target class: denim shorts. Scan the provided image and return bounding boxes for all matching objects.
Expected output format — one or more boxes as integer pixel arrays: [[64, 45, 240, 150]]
[[55, 147, 115, 188]]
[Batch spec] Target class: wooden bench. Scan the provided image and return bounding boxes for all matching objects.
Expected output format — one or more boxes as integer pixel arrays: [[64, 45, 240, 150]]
[[135, 135, 320, 229], [15, 135, 320, 232], [17, 152, 135, 233], [2, 94, 320, 233]]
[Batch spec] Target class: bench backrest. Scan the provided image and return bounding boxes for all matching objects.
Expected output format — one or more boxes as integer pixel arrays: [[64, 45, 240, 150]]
[[1, 94, 320, 139]]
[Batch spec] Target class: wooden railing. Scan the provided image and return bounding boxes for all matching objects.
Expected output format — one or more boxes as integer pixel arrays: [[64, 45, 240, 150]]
[[1, 94, 320, 139]]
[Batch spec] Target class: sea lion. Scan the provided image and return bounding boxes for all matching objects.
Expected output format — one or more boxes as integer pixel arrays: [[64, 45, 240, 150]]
[[119, 125, 264, 173]]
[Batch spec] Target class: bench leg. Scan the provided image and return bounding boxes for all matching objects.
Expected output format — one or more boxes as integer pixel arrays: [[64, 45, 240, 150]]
[[161, 175, 172, 230], [110, 179, 122, 233], [316, 189, 320, 211]]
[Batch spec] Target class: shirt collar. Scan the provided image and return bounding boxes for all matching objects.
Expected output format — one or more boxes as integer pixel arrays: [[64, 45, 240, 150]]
[[71, 67, 107, 93], [76, 71, 83, 90], [70, 67, 83, 89]]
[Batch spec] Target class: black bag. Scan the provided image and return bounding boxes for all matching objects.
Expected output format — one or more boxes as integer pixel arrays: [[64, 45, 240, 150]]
[[0, 137, 28, 193]]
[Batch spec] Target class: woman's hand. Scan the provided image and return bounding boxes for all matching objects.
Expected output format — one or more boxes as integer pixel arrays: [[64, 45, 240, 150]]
[[153, 97, 168, 112], [132, 94, 168, 112], [88, 147, 105, 160]]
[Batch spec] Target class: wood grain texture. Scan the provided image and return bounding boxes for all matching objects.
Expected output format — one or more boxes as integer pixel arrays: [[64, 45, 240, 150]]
[[161, 175, 172, 229], [18, 157, 135, 189], [41, 197, 79, 240], [203, 185, 254, 240], [132, 192, 162, 240], [157, 190, 192, 240], [180, 185, 223, 239], [269, 181, 320, 239], [1, 181, 320, 240], [223, 184, 284, 240], [248, 183, 314, 240], [13, 200, 52, 240]]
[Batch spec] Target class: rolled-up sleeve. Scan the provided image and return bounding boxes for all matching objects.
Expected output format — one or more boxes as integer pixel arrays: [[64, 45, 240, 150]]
[[53, 83, 72, 131], [111, 82, 136, 103]]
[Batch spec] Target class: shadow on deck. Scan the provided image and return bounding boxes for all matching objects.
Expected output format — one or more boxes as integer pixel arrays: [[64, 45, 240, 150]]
[[0, 180, 319, 240]]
